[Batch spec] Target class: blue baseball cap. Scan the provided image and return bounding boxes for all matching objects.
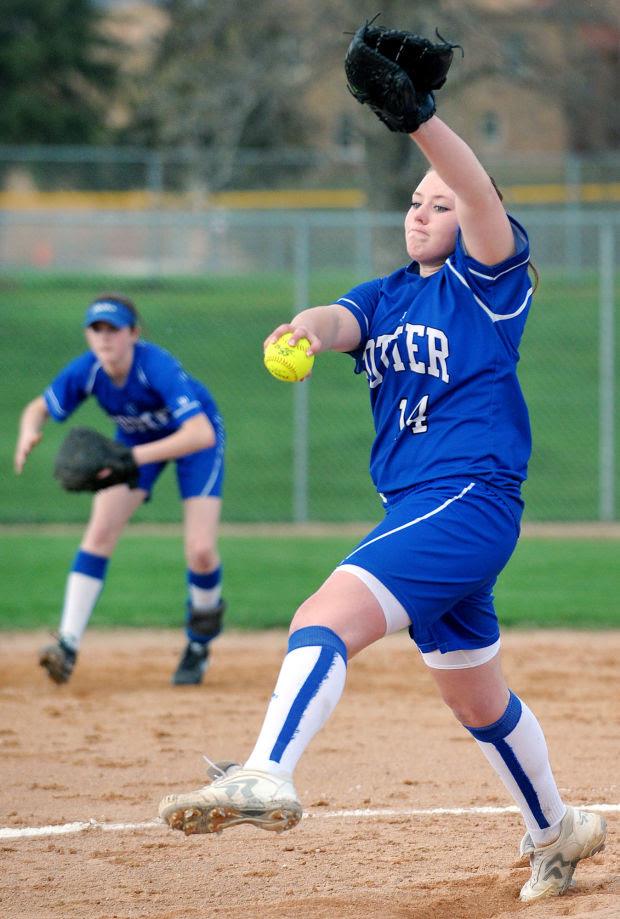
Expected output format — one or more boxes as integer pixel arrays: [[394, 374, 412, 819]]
[[83, 299, 135, 329]]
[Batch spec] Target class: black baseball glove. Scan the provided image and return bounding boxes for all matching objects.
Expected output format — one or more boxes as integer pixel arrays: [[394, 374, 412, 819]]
[[344, 19, 459, 133], [54, 427, 140, 493]]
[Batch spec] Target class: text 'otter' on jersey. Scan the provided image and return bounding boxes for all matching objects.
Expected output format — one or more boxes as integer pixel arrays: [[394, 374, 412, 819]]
[[362, 324, 450, 389]]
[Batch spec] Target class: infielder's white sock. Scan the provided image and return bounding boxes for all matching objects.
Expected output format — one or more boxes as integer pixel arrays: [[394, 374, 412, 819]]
[[186, 567, 223, 644], [244, 626, 347, 778], [466, 691, 566, 845], [188, 566, 222, 613], [59, 550, 109, 649]]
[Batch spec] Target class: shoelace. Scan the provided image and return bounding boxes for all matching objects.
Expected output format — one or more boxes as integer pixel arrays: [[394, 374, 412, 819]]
[[202, 753, 226, 778]]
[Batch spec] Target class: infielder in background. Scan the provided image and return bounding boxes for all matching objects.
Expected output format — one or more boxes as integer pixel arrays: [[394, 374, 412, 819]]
[[14, 294, 226, 686], [159, 23, 606, 904]]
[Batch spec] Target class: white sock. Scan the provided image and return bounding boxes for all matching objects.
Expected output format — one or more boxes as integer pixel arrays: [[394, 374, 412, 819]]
[[244, 626, 347, 778], [466, 691, 566, 845], [189, 583, 222, 611], [188, 566, 222, 612], [58, 550, 108, 649], [59, 572, 105, 649]]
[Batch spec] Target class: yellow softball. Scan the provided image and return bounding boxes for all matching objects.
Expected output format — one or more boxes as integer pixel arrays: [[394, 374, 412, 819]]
[[263, 333, 315, 382]]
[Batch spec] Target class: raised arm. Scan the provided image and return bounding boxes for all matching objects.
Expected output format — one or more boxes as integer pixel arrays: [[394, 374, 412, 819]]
[[15, 396, 49, 473], [344, 22, 515, 266], [410, 116, 514, 266]]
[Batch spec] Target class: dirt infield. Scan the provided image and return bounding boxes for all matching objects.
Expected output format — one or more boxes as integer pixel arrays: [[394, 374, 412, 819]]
[[0, 629, 617, 919]]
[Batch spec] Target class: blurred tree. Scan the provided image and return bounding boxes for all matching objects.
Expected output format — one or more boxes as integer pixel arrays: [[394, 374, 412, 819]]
[[331, 0, 620, 206], [322, 1, 487, 211], [125, 0, 618, 204], [129, 0, 321, 191], [0, 0, 122, 143], [534, 0, 620, 152], [129, 0, 477, 202]]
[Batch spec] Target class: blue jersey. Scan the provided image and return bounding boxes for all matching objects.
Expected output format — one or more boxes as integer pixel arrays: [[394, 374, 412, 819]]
[[44, 340, 220, 446], [338, 216, 533, 505]]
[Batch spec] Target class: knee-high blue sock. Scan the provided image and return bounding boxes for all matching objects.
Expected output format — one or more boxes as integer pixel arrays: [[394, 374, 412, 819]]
[[244, 626, 347, 778], [466, 691, 566, 845]]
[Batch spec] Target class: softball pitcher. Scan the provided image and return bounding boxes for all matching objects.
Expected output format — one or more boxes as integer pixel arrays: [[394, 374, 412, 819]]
[[159, 23, 606, 903], [14, 294, 225, 687]]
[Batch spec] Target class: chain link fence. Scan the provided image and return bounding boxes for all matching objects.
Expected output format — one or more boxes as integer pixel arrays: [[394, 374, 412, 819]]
[[1, 206, 617, 525]]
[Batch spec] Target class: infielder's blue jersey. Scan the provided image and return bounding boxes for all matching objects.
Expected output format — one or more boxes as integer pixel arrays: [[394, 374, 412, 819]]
[[44, 340, 220, 445], [338, 216, 533, 505]]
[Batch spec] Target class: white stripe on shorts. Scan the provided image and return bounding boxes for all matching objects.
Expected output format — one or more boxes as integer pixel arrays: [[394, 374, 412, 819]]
[[343, 482, 476, 559], [337, 563, 411, 634], [200, 415, 225, 497]]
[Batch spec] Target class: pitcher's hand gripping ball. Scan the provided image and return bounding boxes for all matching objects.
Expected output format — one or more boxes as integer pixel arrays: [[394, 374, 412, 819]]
[[264, 333, 314, 382], [54, 426, 140, 492]]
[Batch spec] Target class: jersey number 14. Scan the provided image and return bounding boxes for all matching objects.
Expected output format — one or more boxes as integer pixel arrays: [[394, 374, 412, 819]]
[[398, 396, 429, 435]]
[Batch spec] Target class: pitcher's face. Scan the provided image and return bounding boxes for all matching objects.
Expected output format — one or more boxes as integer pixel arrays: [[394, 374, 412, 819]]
[[404, 171, 459, 272]]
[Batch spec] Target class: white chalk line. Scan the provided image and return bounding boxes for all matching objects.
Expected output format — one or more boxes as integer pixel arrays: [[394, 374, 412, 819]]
[[1, 803, 618, 842]]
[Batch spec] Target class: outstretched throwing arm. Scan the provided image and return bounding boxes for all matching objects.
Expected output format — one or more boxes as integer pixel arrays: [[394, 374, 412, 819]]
[[265, 305, 362, 358]]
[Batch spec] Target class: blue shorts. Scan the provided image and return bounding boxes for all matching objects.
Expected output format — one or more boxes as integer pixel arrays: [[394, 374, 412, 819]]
[[338, 479, 521, 654], [127, 416, 225, 501]]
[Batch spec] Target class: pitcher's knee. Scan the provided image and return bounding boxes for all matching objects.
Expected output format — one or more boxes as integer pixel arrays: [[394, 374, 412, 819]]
[[443, 691, 509, 728], [289, 594, 326, 633]]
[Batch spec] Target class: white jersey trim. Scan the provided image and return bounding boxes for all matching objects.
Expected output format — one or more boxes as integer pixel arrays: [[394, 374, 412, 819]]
[[137, 366, 150, 388], [200, 414, 225, 497], [343, 482, 476, 559], [173, 400, 201, 419], [45, 386, 67, 418], [467, 255, 530, 281], [445, 259, 533, 324], [85, 361, 101, 395], [337, 298, 369, 336]]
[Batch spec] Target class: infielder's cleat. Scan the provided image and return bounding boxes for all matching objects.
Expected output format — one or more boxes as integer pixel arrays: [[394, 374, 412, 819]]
[[172, 641, 209, 685], [519, 806, 607, 902], [39, 636, 77, 684], [159, 767, 302, 835]]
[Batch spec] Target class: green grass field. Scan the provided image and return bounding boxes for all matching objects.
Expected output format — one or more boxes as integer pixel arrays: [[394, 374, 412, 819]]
[[0, 532, 618, 631], [1, 270, 619, 523]]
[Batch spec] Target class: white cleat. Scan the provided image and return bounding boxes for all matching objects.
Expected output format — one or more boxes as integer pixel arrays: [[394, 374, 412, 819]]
[[519, 806, 606, 903], [159, 767, 302, 836]]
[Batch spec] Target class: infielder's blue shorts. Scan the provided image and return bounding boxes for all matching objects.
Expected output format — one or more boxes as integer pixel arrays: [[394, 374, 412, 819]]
[[339, 478, 521, 654], [120, 416, 225, 501]]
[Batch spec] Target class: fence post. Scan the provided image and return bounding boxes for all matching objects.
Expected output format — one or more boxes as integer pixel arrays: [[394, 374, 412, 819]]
[[565, 154, 581, 274], [293, 218, 310, 522], [598, 221, 616, 521], [355, 212, 373, 280], [146, 151, 164, 275]]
